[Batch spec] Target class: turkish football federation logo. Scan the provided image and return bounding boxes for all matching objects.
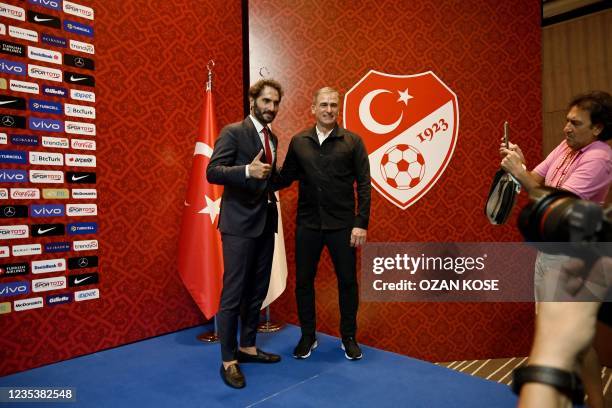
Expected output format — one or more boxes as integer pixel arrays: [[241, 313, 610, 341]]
[[344, 70, 459, 209]]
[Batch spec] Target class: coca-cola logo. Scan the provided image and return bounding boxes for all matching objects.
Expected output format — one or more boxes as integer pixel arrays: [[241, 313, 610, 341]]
[[13, 191, 36, 198]]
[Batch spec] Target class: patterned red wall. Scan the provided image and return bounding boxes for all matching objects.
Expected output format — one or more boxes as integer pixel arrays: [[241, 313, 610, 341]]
[[0, 0, 243, 375], [250, 0, 541, 361]]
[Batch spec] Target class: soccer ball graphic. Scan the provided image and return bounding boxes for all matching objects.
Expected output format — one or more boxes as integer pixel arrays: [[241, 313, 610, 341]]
[[380, 144, 425, 189]]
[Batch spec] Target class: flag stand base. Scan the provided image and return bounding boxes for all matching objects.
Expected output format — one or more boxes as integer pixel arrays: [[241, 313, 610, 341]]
[[197, 331, 219, 343], [257, 321, 283, 333]]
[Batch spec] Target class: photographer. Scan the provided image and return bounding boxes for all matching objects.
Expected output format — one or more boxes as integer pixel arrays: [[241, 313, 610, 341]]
[[517, 259, 611, 408], [500, 91, 612, 408]]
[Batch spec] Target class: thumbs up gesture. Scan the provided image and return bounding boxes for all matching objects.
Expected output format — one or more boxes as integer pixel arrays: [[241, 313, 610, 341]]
[[248, 150, 272, 179]]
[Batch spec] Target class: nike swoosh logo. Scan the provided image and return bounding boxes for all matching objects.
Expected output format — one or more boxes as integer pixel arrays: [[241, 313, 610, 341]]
[[69, 76, 87, 82], [34, 16, 54, 22], [37, 227, 55, 234], [72, 175, 89, 181], [74, 276, 92, 284], [0, 100, 17, 105]]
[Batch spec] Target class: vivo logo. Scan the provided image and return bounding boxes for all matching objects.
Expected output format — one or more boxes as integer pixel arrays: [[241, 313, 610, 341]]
[[0, 58, 25, 76], [29, 117, 63, 132], [0, 168, 27, 181], [28, 0, 61, 11], [0, 169, 27, 182], [0, 281, 30, 298], [31, 204, 65, 217]]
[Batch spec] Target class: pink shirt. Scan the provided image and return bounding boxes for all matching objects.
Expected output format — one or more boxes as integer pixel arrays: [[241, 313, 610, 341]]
[[533, 140, 612, 204]]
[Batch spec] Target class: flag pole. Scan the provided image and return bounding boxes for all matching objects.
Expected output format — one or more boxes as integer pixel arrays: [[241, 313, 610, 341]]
[[258, 306, 283, 333], [256, 65, 284, 334], [195, 59, 219, 344]]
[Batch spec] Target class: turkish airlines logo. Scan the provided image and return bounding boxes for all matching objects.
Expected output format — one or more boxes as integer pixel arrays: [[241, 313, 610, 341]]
[[344, 71, 459, 209]]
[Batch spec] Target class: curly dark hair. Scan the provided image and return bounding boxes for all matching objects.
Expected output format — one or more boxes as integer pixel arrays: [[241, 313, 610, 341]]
[[248, 79, 284, 102], [569, 90, 612, 141]]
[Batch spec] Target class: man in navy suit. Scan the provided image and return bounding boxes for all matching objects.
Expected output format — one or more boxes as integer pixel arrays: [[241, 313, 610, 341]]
[[207, 79, 283, 389]]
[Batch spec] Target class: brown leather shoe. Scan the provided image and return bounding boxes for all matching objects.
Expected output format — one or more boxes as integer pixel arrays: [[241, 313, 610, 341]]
[[220, 363, 245, 389], [237, 349, 281, 364]]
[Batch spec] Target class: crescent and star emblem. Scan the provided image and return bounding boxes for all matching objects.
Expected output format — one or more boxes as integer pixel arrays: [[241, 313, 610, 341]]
[[359, 88, 413, 134], [184, 141, 221, 224]]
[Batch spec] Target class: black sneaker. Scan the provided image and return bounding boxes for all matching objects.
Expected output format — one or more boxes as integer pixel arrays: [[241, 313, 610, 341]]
[[341, 337, 363, 360], [293, 336, 318, 359]]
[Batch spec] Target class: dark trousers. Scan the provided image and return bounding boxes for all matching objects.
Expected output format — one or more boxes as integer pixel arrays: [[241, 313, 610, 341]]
[[295, 226, 358, 338], [217, 206, 275, 362]]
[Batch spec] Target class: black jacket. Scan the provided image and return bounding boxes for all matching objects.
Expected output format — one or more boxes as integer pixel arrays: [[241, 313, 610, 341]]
[[206, 117, 278, 237], [276, 124, 371, 230]]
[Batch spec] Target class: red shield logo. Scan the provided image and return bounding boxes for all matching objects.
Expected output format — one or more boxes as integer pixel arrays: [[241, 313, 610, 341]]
[[344, 70, 459, 209]]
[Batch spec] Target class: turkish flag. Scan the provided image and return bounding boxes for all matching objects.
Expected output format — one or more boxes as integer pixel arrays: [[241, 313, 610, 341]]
[[177, 84, 223, 319]]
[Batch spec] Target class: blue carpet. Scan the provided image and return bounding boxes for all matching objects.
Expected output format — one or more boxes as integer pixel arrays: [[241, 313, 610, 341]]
[[0, 324, 517, 407]]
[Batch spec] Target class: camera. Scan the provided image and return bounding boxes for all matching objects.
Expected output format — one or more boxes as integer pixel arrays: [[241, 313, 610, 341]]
[[518, 187, 612, 243]]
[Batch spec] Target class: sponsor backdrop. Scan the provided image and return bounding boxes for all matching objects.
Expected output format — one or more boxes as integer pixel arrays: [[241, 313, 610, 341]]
[[0, 0, 243, 374], [250, 0, 541, 361]]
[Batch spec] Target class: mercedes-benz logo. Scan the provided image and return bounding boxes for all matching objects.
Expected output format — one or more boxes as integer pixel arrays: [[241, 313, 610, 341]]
[[3, 207, 15, 217], [75, 57, 85, 67], [1, 116, 15, 127], [78, 258, 89, 267]]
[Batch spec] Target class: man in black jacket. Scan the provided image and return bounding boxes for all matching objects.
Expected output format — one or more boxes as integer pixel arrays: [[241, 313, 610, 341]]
[[207, 79, 283, 389], [277, 87, 371, 360]]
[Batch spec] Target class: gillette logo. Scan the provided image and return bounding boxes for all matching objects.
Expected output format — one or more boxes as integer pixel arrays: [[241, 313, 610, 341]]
[[47, 292, 73, 306], [43, 85, 67, 97]]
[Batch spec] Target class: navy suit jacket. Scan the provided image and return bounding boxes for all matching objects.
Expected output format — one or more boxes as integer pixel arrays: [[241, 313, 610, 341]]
[[206, 117, 278, 238]]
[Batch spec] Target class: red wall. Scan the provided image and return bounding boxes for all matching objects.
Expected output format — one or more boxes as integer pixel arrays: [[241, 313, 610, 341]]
[[250, 0, 541, 361], [0, 0, 243, 375]]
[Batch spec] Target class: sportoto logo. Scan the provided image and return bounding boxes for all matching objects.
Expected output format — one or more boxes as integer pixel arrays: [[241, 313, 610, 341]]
[[344, 70, 459, 209]]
